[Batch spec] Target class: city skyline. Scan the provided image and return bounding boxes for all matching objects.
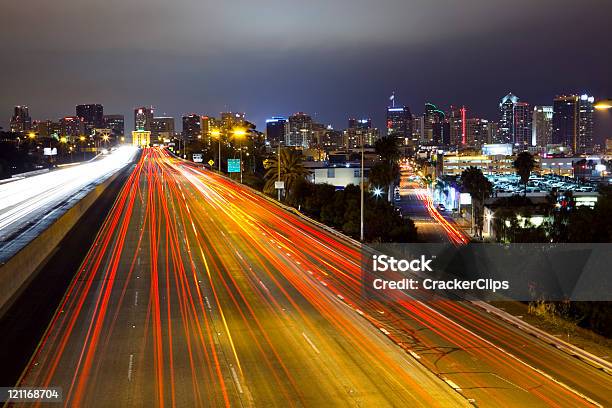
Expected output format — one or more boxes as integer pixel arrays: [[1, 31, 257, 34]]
[[1, 0, 611, 134], [5, 90, 612, 147]]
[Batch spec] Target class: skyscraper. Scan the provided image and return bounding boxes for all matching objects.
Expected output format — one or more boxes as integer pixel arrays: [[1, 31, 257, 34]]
[[423, 103, 445, 144], [347, 118, 378, 148], [465, 118, 489, 147], [9, 105, 32, 133], [265, 117, 288, 147], [499, 93, 519, 144], [151, 116, 175, 141], [104, 114, 125, 139], [60, 116, 85, 140], [288, 112, 313, 148], [552, 95, 577, 150], [182, 114, 202, 140], [76, 104, 104, 136], [532, 106, 553, 147], [448, 105, 467, 147], [220, 112, 245, 132], [386, 106, 412, 146], [134, 107, 154, 132], [577, 94, 594, 153], [499, 93, 532, 146], [513, 101, 532, 147], [552, 94, 595, 153]]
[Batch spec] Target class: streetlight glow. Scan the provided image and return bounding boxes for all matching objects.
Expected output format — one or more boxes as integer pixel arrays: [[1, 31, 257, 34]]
[[373, 187, 384, 197], [594, 99, 612, 110]]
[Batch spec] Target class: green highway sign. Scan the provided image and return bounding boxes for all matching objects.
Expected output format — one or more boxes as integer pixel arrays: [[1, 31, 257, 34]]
[[228, 159, 241, 173]]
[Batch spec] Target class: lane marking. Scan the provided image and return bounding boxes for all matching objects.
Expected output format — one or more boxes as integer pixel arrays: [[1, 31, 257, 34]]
[[409, 351, 421, 360], [443, 378, 462, 391], [134, 291, 138, 307], [127, 354, 134, 381], [302, 332, 321, 354], [230, 366, 243, 394]]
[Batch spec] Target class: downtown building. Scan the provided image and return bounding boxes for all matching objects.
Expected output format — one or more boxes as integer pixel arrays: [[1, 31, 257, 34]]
[[386, 106, 412, 146], [151, 116, 175, 141], [287, 112, 313, 148], [346, 118, 379, 148], [448, 105, 467, 147], [9, 105, 32, 133], [134, 107, 154, 132], [265, 117, 288, 147], [422, 103, 446, 145], [182, 114, 201, 140], [103, 114, 125, 139], [532, 106, 553, 148], [60, 116, 85, 141], [499, 93, 532, 147], [552, 94, 594, 154], [76, 104, 104, 136]]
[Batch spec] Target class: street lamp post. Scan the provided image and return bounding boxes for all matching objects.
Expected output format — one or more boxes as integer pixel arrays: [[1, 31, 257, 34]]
[[211, 129, 222, 172], [79, 136, 86, 161], [277, 142, 282, 201], [360, 133, 365, 242], [232, 128, 247, 183]]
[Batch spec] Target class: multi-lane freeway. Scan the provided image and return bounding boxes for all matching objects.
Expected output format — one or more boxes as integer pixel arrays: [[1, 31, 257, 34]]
[[0, 146, 137, 262], [15, 148, 612, 407]]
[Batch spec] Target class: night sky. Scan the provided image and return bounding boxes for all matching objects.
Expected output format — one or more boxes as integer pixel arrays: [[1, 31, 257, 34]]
[[1, 0, 611, 137]]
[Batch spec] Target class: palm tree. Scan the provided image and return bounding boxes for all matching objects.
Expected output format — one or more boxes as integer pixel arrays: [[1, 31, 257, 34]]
[[460, 166, 493, 238], [513, 151, 535, 196], [264, 148, 310, 197], [374, 136, 401, 201], [374, 136, 401, 163]]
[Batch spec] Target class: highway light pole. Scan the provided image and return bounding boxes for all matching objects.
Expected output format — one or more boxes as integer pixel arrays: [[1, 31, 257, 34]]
[[232, 128, 247, 183], [278, 142, 282, 201], [360, 133, 365, 242], [211, 128, 221, 172]]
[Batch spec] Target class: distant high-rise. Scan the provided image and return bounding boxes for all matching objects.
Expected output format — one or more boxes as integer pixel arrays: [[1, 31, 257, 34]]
[[103, 114, 125, 138], [134, 107, 154, 132], [577, 94, 594, 153], [76, 104, 104, 135], [220, 112, 245, 132], [532, 106, 553, 147], [319, 129, 344, 150], [60, 116, 84, 140], [288, 112, 313, 148], [499, 93, 519, 144], [151, 116, 175, 140], [265, 117, 288, 147], [465, 118, 489, 147], [552, 94, 594, 153], [182, 114, 201, 140], [448, 105, 467, 146], [423, 103, 445, 144], [513, 101, 532, 147], [386, 106, 412, 146], [32, 119, 60, 138], [9, 105, 32, 133], [347, 118, 378, 148]]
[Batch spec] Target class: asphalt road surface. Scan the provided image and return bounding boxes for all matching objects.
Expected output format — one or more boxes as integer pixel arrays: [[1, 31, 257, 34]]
[[15, 149, 611, 407], [16, 148, 466, 407]]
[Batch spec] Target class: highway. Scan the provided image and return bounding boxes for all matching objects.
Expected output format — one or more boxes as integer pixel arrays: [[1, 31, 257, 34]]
[[15, 148, 611, 407], [0, 146, 138, 263], [397, 168, 468, 245], [16, 148, 465, 407]]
